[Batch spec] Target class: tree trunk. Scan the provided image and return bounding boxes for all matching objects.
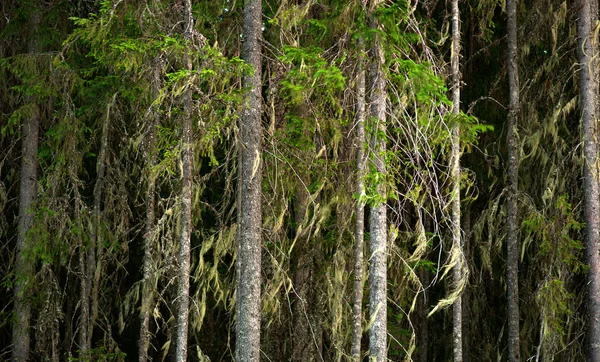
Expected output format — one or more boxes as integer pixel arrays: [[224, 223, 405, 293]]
[[578, 0, 600, 360], [506, 0, 520, 360], [450, 0, 463, 361], [12, 11, 40, 362], [462, 208, 471, 362], [82, 89, 111, 356], [139, 54, 163, 362], [291, 184, 320, 362], [176, 0, 194, 360], [368, 1, 387, 360], [351, 38, 367, 362], [235, 0, 263, 360]]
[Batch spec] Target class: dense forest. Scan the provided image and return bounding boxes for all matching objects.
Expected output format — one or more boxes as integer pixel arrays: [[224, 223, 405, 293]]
[[1, 0, 598, 361]]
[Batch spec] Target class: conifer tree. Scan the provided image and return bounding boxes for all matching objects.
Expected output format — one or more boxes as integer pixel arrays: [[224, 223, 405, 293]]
[[367, 0, 387, 359], [236, 0, 263, 360], [176, 0, 195, 359], [577, 0, 600, 360], [12, 9, 41, 362], [450, 0, 463, 360], [506, 0, 521, 360]]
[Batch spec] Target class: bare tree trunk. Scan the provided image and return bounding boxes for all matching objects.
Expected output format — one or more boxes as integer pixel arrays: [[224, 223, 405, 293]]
[[368, 1, 387, 360], [578, 0, 600, 360], [139, 54, 163, 362], [450, 0, 463, 360], [506, 0, 520, 360], [235, 0, 263, 360], [462, 209, 471, 362], [351, 38, 367, 362], [12, 11, 40, 362], [176, 1, 194, 360]]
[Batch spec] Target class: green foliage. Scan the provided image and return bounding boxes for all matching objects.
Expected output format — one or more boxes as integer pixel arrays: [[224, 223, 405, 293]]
[[69, 346, 126, 362], [279, 45, 345, 109]]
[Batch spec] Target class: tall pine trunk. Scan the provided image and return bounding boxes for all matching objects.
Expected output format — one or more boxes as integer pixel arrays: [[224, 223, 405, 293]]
[[139, 54, 162, 362], [578, 0, 600, 360], [235, 0, 263, 360], [176, 0, 194, 359], [368, 0, 387, 360], [12, 11, 40, 362], [506, 0, 520, 360], [450, 0, 463, 360], [351, 38, 367, 362]]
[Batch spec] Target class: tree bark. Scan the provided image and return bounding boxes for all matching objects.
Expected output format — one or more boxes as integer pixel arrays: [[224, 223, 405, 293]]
[[12, 11, 40, 362], [176, 1, 194, 360], [291, 182, 320, 362], [235, 0, 263, 360], [351, 38, 367, 362], [451, 0, 463, 361], [82, 88, 111, 356], [578, 0, 600, 360], [368, 1, 387, 360], [462, 208, 471, 362], [139, 54, 163, 362], [506, 0, 520, 360]]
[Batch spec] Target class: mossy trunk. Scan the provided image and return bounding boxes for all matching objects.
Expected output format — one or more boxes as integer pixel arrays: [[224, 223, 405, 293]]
[[12, 11, 40, 362], [235, 0, 263, 360], [139, 54, 162, 362], [451, 0, 463, 360], [368, 0, 387, 360], [176, 1, 194, 359], [351, 37, 367, 362]]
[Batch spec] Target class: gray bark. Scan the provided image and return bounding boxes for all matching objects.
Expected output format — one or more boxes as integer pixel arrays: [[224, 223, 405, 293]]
[[351, 39, 367, 362], [12, 12, 41, 362], [578, 0, 600, 360], [450, 0, 463, 360], [506, 0, 520, 360], [235, 0, 263, 360], [176, 1, 194, 360], [368, 0, 387, 360], [139, 55, 163, 362]]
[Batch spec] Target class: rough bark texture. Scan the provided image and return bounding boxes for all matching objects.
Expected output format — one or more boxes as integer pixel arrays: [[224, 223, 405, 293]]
[[368, 0, 387, 360], [12, 12, 40, 362], [461, 209, 471, 362], [139, 55, 162, 362], [291, 181, 322, 362], [450, 0, 463, 360], [235, 0, 263, 360], [506, 0, 520, 360], [351, 40, 367, 362], [578, 0, 600, 360], [176, 1, 194, 360]]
